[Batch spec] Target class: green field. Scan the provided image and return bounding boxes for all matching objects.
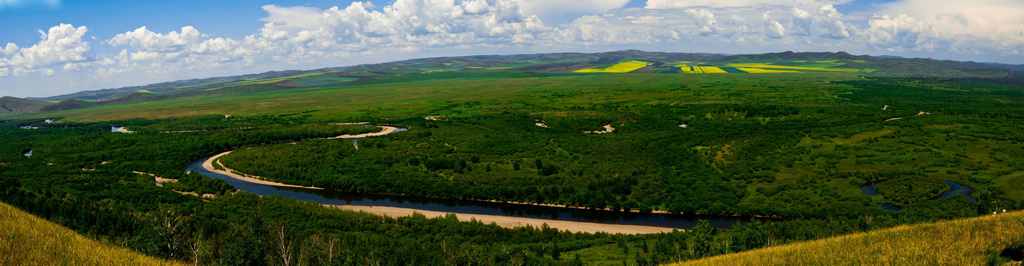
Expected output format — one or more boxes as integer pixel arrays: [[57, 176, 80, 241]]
[[2, 52, 1023, 264]]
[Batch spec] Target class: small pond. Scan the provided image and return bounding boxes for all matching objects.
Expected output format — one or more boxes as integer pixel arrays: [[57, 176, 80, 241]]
[[111, 126, 133, 133]]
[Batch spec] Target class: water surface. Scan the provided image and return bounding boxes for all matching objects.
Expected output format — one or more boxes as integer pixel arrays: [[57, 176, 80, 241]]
[[186, 156, 757, 229], [860, 179, 977, 210]]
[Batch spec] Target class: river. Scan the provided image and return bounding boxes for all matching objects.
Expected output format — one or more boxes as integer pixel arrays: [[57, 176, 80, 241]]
[[185, 157, 761, 230], [182, 124, 761, 230], [860, 179, 977, 210]]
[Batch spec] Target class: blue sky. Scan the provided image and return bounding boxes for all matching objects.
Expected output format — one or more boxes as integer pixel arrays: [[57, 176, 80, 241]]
[[1, 0, 1023, 97]]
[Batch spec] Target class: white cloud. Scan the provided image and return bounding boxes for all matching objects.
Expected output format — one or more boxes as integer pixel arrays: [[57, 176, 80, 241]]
[[787, 5, 850, 39], [0, 23, 90, 76], [874, 0, 1024, 40], [252, 0, 547, 55], [107, 26, 201, 52], [763, 12, 785, 38], [2, 43, 19, 55], [630, 16, 664, 24], [514, 0, 628, 17], [685, 9, 718, 36], [645, 0, 851, 9], [6, 0, 1024, 98], [862, 0, 1024, 54], [260, 5, 324, 33]]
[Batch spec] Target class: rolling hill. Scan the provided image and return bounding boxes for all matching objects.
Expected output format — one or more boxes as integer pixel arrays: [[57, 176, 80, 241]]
[[0, 201, 182, 265], [3, 50, 1018, 117], [680, 211, 1024, 265]]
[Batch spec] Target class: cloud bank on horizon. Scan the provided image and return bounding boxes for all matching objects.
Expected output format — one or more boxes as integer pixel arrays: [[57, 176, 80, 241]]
[[1, 0, 1023, 97]]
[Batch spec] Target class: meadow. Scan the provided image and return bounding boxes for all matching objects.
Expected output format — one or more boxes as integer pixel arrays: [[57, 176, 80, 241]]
[[2, 54, 1023, 264]]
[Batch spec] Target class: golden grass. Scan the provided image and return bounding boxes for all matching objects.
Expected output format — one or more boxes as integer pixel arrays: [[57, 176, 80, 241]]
[[574, 61, 649, 73], [679, 211, 1024, 265], [137, 90, 154, 94], [0, 201, 181, 265]]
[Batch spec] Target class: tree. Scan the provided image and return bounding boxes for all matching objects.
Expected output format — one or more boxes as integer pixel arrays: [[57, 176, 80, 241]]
[[551, 242, 561, 260], [977, 192, 993, 216], [691, 219, 716, 258], [187, 228, 204, 266], [276, 223, 295, 266]]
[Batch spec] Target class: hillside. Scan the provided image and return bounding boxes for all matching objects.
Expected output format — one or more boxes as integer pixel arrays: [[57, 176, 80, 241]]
[[0, 96, 48, 115], [2, 49, 1024, 264], [680, 211, 1024, 265], [0, 201, 181, 265], [6, 50, 1015, 116]]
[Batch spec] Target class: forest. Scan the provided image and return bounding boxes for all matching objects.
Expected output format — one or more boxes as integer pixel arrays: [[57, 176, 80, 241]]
[[2, 74, 1023, 264]]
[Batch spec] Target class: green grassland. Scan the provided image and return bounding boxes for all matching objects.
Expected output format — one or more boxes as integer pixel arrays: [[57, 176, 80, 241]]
[[3, 55, 1024, 264], [12, 72, 1024, 214]]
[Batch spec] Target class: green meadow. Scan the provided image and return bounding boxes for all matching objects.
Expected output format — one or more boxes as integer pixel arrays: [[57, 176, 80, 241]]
[[3, 52, 1023, 264]]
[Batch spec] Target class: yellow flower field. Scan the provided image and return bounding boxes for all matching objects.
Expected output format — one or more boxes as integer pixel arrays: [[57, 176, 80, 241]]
[[697, 66, 729, 73], [735, 67, 800, 73], [727, 63, 866, 72], [677, 64, 699, 73], [574, 61, 649, 73]]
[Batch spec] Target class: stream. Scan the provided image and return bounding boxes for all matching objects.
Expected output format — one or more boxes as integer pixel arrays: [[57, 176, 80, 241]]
[[860, 179, 977, 210]]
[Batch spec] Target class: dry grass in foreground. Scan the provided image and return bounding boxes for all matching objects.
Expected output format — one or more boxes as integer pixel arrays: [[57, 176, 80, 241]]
[[0, 201, 181, 265], [679, 211, 1024, 265]]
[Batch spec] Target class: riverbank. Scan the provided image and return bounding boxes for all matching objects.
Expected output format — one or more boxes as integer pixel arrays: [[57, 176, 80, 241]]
[[328, 126, 400, 139], [328, 205, 680, 234], [204, 151, 325, 190], [203, 153, 687, 234], [199, 124, 407, 190]]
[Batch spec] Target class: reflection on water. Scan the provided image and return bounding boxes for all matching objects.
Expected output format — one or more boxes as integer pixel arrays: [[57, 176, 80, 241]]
[[111, 126, 132, 133], [938, 180, 977, 203]]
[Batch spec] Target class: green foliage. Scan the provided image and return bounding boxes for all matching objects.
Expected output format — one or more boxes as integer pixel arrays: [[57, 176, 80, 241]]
[[162, 172, 234, 195], [3, 72, 1024, 264], [873, 178, 949, 207]]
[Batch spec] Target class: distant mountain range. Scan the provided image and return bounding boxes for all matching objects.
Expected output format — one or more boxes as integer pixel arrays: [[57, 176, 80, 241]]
[[2, 50, 1022, 116]]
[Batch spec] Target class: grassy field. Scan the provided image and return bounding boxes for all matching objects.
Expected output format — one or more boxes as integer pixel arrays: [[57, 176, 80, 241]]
[[4, 63, 1024, 264], [15, 72, 860, 122], [0, 201, 181, 265], [679, 211, 1024, 265]]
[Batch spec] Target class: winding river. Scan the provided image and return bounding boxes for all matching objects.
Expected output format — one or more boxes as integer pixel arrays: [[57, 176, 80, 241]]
[[860, 179, 977, 210], [184, 125, 760, 231]]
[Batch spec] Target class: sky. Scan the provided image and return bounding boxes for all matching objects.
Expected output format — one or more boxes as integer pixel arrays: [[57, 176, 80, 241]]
[[1, 0, 1023, 98]]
